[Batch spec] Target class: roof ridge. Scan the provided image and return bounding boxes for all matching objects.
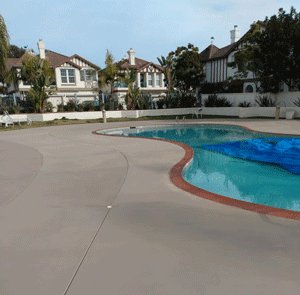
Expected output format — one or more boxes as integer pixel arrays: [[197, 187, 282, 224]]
[[45, 49, 70, 58]]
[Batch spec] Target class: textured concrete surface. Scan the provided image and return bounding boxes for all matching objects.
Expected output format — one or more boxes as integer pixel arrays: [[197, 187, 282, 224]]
[[1, 119, 300, 295]]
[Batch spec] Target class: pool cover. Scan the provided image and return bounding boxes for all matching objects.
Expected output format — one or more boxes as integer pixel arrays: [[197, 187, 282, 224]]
[[202, 138, 300, 174]]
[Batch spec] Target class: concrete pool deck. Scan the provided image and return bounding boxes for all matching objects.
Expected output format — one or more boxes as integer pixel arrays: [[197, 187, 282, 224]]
[[1, 119, 300, 294]]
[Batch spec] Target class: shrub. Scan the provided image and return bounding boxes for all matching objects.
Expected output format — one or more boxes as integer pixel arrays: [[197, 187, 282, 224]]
[[83, 102, 95, 112], [178, 93, 196, 108], [94, 102, 104, 111], [77, 103, 84, 112], [293, 97, 300, 107], [156, 98, 165, 109], [255, 94, 275, 107], [137, 94, 152, 109], [45, 101, 53, 112], [8, 104, 21, 114], [238, 101, 251, 107], [117, 103, 124, 110], [204, 94, 233, 107], [0, 104, 7, 114], [66, 99, 76, 112], [57, 103, 64, 112]]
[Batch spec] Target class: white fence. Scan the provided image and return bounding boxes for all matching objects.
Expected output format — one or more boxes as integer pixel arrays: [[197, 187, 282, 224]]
[[7, 106, 300, 122], [201, 91, 300, 108]]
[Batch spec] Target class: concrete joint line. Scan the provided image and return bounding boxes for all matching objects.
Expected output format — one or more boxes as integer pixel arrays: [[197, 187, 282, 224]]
[[63, 150, 129, 294]]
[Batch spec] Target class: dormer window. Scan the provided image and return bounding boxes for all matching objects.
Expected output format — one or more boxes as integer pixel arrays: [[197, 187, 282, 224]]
[[61, 69, 75, 84]]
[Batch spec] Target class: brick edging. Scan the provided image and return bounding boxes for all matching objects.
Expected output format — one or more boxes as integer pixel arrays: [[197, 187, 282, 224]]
[[92, 123, 300, 220]]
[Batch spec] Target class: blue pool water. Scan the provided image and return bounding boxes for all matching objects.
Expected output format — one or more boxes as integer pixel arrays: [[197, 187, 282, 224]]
[[100, 125, 300, 211]]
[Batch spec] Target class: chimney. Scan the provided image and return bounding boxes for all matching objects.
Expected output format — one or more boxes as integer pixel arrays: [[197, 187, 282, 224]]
[[37, 39, 45, 59], [127, 48, 135, 65], [230, 25, 240, 44]]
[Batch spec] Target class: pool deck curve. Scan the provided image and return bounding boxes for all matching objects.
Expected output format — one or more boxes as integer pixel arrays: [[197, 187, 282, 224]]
[[1, 119, 300, 294]]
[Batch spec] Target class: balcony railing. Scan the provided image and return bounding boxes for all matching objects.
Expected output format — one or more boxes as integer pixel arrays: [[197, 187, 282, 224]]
[[114, 82, 128, 88]]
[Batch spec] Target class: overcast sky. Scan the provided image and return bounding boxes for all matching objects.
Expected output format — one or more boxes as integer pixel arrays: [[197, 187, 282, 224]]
[[1, 0, 297, 68]]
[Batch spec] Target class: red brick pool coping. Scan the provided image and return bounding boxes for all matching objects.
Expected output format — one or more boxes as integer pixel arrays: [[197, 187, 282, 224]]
[[92, 123, 300, 221]]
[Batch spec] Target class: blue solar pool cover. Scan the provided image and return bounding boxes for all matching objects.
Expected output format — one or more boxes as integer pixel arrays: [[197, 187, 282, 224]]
[[202, 138, 300, 174]]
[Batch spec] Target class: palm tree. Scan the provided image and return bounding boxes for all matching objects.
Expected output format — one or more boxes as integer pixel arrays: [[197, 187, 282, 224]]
[[122, 69, 140, 109], [0, 14, 10, 77], [125, 84, 140, 110], [123, 68, 137, 87], [157, 54, 175, 93]]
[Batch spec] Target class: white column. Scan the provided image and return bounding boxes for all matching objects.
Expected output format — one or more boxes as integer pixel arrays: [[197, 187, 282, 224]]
[[153, 72, 156, 88], [145, 72, 148, 88], [162, 73, 165, 88], [137, 72, 140, 88]]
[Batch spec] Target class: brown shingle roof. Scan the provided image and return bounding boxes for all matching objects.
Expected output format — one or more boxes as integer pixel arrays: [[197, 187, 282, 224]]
[[45, 50, 70, 68], [203, 21, 266, 61], [6, 50, 100, 71], [12, 53, 28, 67], [200, 45, 219, 61], [119, 57, 164, 72], [210, 42, 237, 60], [70, 54, 100, 70], [5, 58, 19, 71]]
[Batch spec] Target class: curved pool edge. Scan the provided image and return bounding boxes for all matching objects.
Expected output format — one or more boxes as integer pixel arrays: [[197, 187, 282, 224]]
[[92, 123, 300, 221]]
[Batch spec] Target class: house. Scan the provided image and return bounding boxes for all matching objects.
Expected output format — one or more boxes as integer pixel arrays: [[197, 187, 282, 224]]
[[200, 22, 266, 94], [102, 49, 168, 106], [6, 40, 100, 110]]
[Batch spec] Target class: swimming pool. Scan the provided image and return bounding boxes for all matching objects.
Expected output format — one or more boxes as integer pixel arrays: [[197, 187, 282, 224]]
[[99, 124, 300, 212]]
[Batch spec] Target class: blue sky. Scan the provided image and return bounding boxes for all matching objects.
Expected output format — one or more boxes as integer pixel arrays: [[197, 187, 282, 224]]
[[1, 0, 297, 68]]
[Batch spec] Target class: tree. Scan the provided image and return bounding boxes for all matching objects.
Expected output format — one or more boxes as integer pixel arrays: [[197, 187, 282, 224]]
[[8, 45, 26, 58], [157, 54, 175, 92], [227, 23, 262, 79], [229, 7, 300, 92], [6, 53, 56, 112], [259, 7, 300, 91], [123, 69, 139, 109], [0, 14, 10, 77], [125, 85, 140, 110], [100, 50, 122, 94], [169, 44, 204, 94]]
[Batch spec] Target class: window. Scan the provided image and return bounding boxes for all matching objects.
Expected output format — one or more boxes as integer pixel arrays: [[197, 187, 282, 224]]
[[85, 70, 92, 81], [148, 74, 153, 86], [80, 70, 84, 81], [245, 85, 254, 93], [61, 69, 67, 83], [156, 74, 160, 86], [80, 69, 97, 82], [61, 69, 76, 84], [68, 69, 75, 83]]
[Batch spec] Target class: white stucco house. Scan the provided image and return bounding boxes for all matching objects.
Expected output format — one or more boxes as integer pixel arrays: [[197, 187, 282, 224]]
[[6, 40, 100, 110], [101, 49, 168, 106], [200, 22, 267, 94]]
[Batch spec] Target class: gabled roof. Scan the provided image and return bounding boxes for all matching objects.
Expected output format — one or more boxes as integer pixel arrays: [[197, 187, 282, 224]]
[[5, 58, 19, 71], [200, 44, 219, 61], [201, 21, 266, 62], [118, 57, 164, 72], [45, 50, 71, 68], [70, 54, 100, 70], [5, 49, 100, 71]]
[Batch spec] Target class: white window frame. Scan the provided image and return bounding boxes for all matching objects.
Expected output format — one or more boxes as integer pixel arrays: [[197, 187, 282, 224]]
[[61, 69, 76, 84], [148, 73, 153, 86], [80, 69, 97, 82], [156, 74, 160, 87]]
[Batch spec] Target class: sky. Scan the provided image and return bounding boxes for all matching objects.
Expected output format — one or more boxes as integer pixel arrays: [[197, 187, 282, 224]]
[[1, 0, 298, 68]]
